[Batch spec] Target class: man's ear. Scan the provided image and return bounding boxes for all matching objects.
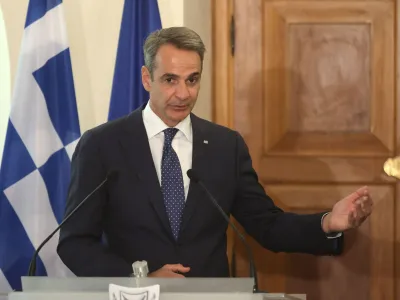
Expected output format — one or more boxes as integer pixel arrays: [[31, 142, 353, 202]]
[[141, 66, 151, 92]]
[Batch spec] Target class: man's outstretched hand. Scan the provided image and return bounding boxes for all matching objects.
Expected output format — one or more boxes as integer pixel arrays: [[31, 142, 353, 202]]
[[322, 186, 373, 234]]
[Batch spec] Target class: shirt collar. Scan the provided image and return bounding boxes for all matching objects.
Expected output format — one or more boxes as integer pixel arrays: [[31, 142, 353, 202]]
[[142, 102, 193, 142]]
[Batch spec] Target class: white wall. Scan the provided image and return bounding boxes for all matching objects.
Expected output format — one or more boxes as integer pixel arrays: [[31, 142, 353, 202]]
[[0, 0, 212, 163], [0, 5, 10, 167]]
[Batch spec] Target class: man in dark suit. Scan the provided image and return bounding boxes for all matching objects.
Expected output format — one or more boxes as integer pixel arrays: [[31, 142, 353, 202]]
[[57, 27, 373, 278]]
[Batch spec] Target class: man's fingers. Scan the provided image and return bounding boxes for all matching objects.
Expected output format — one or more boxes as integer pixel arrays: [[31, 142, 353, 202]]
[[148, 264, 191, 278], [349, 208, 357, 227], [351, 197, 372, 227], [164, 264, 190, 273], [364, 194, 373, 208], [346, 191, 362, 203], [348, 186, 370, 203], [355, 186, 368, 197], [360, 196, 373, 215]]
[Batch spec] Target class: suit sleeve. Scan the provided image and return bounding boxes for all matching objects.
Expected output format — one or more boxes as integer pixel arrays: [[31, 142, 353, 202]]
[[57, 130, 132, 276], [231, 132, 343, 255]]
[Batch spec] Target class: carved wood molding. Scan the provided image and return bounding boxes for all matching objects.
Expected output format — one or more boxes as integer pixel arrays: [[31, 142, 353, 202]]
[[211, 0, 234, 128]]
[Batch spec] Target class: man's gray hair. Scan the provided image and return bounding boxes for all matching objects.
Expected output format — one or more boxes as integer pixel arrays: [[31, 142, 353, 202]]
[[143, 27, 206, 79]]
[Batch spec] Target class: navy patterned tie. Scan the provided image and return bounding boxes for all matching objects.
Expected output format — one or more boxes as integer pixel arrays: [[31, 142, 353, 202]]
[[161, 128, 185, 240]]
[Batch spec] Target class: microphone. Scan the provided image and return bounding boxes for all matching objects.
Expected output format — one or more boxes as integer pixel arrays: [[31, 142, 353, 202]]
[[27, 170, 118, 276], [187, 169, 260, 293]]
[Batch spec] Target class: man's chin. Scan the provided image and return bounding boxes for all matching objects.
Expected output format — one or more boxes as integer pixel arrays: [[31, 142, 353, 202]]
[[167, 111, 190, 124]]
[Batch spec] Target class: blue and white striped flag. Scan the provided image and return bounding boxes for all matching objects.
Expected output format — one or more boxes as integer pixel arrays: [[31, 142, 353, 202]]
[[0, 0, 79, 293]]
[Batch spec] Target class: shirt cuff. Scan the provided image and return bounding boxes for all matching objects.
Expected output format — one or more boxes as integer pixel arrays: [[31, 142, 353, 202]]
[[321, 212, 342, 239]]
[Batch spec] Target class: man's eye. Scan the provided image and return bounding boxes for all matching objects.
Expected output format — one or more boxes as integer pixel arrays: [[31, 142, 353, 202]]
[[165, 78, 173, 83], [187, 78, 198, 84]]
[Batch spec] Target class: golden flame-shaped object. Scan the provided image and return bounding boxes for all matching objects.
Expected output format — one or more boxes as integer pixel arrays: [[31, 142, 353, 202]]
[[383, 156, 400, 179]]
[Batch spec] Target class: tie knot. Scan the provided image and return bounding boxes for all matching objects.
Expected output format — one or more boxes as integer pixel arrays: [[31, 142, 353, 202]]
[[164, 128, 178, 146]]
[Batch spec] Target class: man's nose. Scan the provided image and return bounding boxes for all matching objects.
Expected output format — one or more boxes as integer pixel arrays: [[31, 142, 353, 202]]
[[175, 81, 190, 100]]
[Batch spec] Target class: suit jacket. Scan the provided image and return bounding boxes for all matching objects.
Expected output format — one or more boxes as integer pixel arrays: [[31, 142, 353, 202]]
[[57, 105, 343, 277]]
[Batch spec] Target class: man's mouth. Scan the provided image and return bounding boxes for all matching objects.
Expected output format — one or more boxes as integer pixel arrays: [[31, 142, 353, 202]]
[[171, 105, 188, 110]]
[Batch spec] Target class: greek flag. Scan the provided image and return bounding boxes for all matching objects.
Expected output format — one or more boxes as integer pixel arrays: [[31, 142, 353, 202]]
[[0, 0, 79, 294], [108, 0, 162, 121]]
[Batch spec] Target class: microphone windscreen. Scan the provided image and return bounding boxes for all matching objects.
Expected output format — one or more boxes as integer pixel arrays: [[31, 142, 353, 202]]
[[187, 169, 200, 183]]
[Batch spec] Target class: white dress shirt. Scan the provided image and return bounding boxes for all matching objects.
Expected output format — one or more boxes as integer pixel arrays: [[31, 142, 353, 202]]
[[142, 103, 192, 200]]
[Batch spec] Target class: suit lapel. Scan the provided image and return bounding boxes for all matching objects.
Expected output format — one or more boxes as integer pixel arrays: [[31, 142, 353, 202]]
[[117, 107, 174, 240], [180, 114, 209, 234]]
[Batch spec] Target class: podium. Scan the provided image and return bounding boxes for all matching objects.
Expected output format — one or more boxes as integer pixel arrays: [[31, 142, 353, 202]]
[[5, 277, 306, 300]]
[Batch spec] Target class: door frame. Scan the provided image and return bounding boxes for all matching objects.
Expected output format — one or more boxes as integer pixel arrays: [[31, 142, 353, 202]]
[[211, 0, 234, 129]]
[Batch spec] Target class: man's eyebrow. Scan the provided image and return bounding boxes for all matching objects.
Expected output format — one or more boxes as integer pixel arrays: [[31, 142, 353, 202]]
[[160, 73, 179, 80], [186, 72, 201, 79]]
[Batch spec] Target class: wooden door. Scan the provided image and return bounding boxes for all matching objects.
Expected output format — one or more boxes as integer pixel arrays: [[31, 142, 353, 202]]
[[212, 0, 399, 299]]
